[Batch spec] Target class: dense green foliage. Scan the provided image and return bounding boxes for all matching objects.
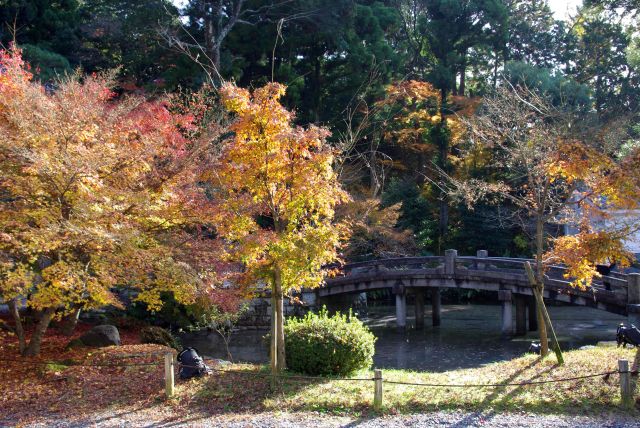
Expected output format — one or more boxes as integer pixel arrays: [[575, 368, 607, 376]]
[[284, 308, 376, 376], [1, 0, 638, 259], [20, 43, 72, 81]]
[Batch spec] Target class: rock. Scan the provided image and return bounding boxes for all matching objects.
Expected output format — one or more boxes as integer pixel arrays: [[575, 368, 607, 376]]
[[78, 325, 121, 347], [579, 345, 596, 350]]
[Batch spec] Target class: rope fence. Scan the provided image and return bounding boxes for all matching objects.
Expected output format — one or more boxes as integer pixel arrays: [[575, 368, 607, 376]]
[[0, 357, 159, 367], [1, 354, 637, 410]]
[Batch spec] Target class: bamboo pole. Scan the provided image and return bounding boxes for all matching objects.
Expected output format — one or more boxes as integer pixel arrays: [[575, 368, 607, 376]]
[[525, 262, 564, 364]]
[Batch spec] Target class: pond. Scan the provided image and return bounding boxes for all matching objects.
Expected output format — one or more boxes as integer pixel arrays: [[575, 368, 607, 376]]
[[179, 304, 625, 372]]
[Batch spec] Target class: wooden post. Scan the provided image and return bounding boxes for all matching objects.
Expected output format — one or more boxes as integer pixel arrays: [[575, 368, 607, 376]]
[[498, 290, 513, 336], [431, 287, 441, 327], [164, 352, 175, 398], [628, 274, 640, 326], [524, 262, 564, 364], [528, 296, 538, 331], [628, 274, 640, 304], [445, 249, 457, 275], [476, 250, 488, 270], [515, 295, 527, 336], [374, 369, 383, 411], [395, 293, 407, 329], [415, 290, 425, 330], [619, 359, 633, 408]]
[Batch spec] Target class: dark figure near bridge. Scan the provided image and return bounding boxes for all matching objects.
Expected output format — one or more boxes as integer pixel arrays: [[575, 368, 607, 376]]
[[596, 262, 616, 276], [596, 262, 616, 290], [528, 342, 542, 354], [616, 323, 640, 348]]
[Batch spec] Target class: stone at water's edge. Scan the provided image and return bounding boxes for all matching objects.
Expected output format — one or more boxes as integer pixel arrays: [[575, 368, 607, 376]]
[[76, 324, 121, 347]]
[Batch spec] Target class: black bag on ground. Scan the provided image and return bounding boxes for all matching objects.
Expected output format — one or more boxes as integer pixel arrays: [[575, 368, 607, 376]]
[[177, 347, 211, 379], [617, 323, 640, 348]]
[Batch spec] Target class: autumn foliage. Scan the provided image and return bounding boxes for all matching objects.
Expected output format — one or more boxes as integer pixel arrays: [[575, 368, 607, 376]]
[[0, 47, 223, 355], [214, 82, 349, 375]]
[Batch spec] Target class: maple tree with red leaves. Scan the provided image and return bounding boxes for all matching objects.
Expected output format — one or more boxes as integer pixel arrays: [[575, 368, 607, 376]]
[[0, 46, 230, 356]]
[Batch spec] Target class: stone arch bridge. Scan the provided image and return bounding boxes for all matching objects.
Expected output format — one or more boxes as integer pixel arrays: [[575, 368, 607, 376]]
[[319, 250, 640, 336]]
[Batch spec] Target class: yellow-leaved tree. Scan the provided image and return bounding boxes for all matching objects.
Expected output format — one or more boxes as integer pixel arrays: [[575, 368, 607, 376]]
[[0, 47, 224, 356], [457, 85, 640, 358], [214, 82, 349, 377]]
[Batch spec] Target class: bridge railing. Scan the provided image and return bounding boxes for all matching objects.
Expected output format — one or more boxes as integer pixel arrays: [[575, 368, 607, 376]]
[[338, 251, 629, 293], [456, 256, 528, 274], [325, 251, 640, 314], [340, 256, 444, 276]]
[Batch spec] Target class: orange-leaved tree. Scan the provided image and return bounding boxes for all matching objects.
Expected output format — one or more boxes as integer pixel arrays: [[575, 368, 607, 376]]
[[214, 82, 349, 377], [0, 47, 225, 356]]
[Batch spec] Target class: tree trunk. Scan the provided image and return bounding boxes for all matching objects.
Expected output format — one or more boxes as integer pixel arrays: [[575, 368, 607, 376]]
[[492, 53, 499, 90], [534, 216, 549, 356], [23, 307, 56, 357], [8, 299, 26, 354], [437, 87, 450, 250], [274, 268, 286, 372], [313, 56, 322, 123], [459, 54, 467, 96], [270, 288, 278, 387], [211, 44, 221, 72], [203, 1, 222, 71], [532, 284, 549, 356], [61, 306, 81, 336]]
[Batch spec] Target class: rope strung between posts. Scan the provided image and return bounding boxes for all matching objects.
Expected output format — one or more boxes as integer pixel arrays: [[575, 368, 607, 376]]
[[179, 363, 634, 386], [0, 357, 159, 367], [382, 370, 623, 388], [1, 356, 636, 387], [179, 363, 375, 382]]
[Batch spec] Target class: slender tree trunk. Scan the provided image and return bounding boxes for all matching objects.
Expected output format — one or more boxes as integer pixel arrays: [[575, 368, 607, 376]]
[[369, 144, 381, 198], [313, 56, 322, 123], [459, 53, 467, 96], [274, 268, 286, 372], [270, 288, 278, 387], [211, 45, 221, 72], [438, 87, 450, 251], [534, 215, 549, 356], [61, 306, 81, 336], [23, 307, 56, 357], [8, 299, 26, 354], [492, 53, 499, 90], [203, 2, 222, 71]]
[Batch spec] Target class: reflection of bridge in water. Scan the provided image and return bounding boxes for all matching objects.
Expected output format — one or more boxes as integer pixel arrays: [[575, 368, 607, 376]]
[[321, 250, 640, 335]]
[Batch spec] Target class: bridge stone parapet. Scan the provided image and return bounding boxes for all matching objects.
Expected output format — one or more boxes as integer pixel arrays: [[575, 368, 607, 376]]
[[321, 249, 633, 334]]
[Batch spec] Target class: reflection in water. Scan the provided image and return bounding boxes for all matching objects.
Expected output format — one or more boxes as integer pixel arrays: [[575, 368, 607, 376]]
[[179, 304, 625, 372]]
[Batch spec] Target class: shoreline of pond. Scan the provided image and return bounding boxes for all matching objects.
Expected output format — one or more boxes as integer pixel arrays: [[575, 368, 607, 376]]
[[180, 303, 626, 372]]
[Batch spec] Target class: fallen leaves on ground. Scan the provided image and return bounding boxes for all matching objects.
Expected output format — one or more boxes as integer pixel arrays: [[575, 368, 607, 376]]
[[0, 320, 170, 425]]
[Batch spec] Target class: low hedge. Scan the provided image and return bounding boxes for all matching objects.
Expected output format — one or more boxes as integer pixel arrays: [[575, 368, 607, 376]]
[[284, 308, 376, 376]]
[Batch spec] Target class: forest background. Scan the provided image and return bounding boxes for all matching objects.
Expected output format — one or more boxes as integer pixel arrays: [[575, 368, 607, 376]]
[[1, 0, 639, 262]]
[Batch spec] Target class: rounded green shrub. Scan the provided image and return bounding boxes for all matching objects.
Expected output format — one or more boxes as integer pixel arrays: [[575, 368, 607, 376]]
[[139, 326, 181, 351], [284, 307, 376, 376]]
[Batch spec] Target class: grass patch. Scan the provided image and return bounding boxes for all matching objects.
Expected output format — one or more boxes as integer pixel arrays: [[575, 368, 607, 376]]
[[44, 362, 70, 373], [183, 347, 639, 416]]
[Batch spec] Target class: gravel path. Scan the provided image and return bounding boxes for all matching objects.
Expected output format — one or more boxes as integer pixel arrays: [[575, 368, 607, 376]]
[[9, 410, 640, 428]]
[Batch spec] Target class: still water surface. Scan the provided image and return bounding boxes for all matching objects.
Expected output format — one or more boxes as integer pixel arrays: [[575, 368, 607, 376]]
[[180, 304, 625, 372]]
